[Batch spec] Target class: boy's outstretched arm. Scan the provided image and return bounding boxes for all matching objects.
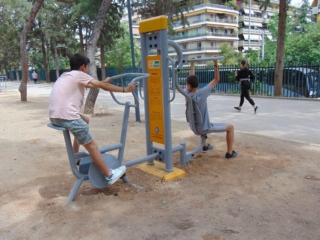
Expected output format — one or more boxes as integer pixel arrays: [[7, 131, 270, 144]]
[[86, 78, 136, 93], [208, 60, 220, 89]]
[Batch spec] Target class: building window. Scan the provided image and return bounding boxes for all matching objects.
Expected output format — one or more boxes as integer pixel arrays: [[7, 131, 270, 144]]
[[211, 42, 217, 47], [230, 42, 233, 47], [224, 29, 228, 34], [210, 14, 214, 18], [197, 28, 202, 34], [197, 42, 202, 50], [197, 14, 201, 20], [182, 44, 187, 49], [215, 28, 218, 33], [197, 56, 201, 59]]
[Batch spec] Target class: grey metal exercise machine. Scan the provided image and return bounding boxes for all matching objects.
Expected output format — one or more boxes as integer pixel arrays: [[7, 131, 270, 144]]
[[48, 15, 224, 202]]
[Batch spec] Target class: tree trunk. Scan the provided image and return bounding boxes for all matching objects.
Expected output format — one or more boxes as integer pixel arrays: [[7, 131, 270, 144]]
[[15, 70, 20, 81], [52, 38, 60, 79], [100, 45, 106, 80], [41, 37, 50, 83], [274, 0, 287, 97], [84, 0, 112, 114], [78, 20, 85, 55], [5, 66, 9, 80], [18, 0, 44, 101], [45, 42, 50, 82], [9, 70, 14, 81]]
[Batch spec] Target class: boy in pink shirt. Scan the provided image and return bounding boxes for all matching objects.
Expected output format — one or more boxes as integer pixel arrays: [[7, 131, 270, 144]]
[[49, 53, 136, 184]]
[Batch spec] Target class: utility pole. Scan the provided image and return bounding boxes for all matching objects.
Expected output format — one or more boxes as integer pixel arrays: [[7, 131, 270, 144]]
[[127, 0, 141, 122], [248, 0, 252, 49]]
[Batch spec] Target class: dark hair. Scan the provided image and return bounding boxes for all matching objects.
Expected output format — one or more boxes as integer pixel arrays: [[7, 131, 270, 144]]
[[240, 59, 248, 69], [70, 53, 90, 70], [186, 75, 199, 88]]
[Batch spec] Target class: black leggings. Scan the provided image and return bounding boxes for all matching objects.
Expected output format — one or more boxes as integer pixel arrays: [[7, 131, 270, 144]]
[[239, 81, 255, 106]]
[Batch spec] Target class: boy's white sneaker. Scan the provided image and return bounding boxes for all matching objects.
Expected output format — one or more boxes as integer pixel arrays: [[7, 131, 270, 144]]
[[105, 166, 126, 185]]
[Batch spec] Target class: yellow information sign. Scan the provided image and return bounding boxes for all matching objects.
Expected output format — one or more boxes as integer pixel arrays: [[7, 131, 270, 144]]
[[146, 55, 165, 144]]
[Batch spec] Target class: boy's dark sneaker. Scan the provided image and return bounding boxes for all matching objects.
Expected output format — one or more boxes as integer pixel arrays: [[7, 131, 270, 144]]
[[234, 107, 241, 111], [203, 144, 214, 153], [225, 150, 238, 159], [254, 106, 259, 114]]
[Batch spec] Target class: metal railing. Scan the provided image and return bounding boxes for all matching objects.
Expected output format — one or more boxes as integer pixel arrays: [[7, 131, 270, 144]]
[[193, 3, 235, 11], [168, 63, 320, 99], [169, 32, 238, 40], [6, 63, 320, 99], [191, 18, 238, 24], [168, 46, 238, 53]]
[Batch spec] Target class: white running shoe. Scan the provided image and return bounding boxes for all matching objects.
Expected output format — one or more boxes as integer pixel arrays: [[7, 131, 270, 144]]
[[105, 166, 126, 185]]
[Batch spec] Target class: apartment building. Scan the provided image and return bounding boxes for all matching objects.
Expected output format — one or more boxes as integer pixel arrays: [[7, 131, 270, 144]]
[[238, 1, 278, 52], [121, 1, 279, 60], [169, 3, 239, 60]]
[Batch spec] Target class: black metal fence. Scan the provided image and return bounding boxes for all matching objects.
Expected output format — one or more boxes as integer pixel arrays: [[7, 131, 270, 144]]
[[172, 62, 320, 99], [5, 62, 320, 99]]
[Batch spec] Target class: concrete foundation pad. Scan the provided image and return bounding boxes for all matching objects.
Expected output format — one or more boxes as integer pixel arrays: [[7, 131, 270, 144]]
[[136, 161, 186, 181]]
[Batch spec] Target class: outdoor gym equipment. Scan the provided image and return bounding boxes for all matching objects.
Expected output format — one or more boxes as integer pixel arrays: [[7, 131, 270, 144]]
[[48, 15, 224, 202], [48, 73, 149, 202]]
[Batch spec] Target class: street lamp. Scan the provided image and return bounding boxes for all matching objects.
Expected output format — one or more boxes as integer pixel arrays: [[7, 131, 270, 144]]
[[248, 0, 252, 49], [261, 11, 268, 60]]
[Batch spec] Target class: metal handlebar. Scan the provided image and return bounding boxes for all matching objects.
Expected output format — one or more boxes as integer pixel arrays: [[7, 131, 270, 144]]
[[109, 73, 150, 107], [168, 57, 176, 102]]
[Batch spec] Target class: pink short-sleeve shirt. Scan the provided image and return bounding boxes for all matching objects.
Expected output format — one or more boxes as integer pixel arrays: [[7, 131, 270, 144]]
[[49, 70, 94, 120]]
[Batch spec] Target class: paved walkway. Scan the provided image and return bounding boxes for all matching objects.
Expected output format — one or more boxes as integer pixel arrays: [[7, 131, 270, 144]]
[[3, 81, 320, 146]]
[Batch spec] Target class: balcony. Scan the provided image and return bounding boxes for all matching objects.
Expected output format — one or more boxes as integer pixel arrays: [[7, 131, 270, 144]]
[[169, 32, 238, 41], [239, 15, 269, 24], [173, 18, 238, 29], [238, 40, 261, 48], [168, 46, 238, 54], [193, 3, 236, 12], [239, 28, 264, 35], [192, 18, 238, 25]]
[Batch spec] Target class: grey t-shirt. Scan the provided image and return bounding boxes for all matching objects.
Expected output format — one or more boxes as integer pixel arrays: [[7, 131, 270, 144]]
[[186, 85, 212, 131]]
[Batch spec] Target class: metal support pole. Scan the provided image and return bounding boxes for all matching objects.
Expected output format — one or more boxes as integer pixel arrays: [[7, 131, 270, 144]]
[[127, 0, 141, 122], [248, 0, 251, 49], [262, 30, 265, 60]]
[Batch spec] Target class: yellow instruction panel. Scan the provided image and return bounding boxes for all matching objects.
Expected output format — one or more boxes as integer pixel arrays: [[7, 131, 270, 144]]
[[146, 55, 165, 144]]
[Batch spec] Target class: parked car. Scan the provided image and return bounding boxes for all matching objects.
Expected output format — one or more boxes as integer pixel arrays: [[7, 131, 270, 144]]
[[260, 68, 320, 98]]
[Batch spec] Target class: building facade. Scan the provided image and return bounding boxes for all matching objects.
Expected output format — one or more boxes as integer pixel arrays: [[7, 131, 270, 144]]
[[121, 0, 280, 61], [238, 1, 278, 52], [168, 3, 239, 60]]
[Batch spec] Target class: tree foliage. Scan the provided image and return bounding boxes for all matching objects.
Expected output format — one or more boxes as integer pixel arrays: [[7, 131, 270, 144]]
[[264, 3, 320, 64], [131, 0, 198, 34], [105, 24, 141, 72], [219, 42, 241, 65]]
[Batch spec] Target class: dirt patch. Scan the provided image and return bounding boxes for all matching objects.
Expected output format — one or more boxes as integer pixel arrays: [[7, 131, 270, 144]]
[[1, 91, 320, 239]]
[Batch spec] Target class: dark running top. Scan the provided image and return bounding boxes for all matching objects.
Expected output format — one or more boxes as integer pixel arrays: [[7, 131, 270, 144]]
[[236, 68, 255, 82]]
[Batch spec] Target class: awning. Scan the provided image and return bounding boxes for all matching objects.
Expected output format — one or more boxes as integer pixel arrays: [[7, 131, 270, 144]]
[[243, 22, 263, 28], [243, 9, 255, 15], [243, 34, 262, 41], [242, 47, 261, 51], [252, 22, 263, 27]]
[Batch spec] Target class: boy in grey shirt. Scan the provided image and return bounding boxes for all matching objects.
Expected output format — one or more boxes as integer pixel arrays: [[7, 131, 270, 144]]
[[186, 60, 237, 159]]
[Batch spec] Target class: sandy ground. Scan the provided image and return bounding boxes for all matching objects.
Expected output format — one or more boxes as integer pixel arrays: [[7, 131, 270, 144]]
[[0, 89, 320, 240]]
